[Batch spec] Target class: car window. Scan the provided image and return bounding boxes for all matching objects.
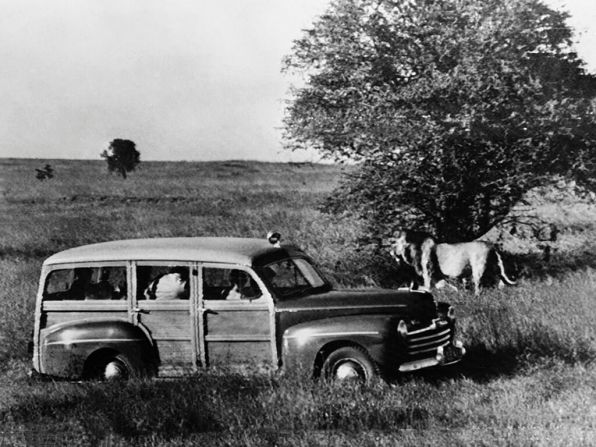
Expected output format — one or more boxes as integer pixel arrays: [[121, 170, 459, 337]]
[[203, 267, 263, 301], [293, 258, 326, 288], [260, 258, 327, 299], [136, 265, 190, 300], [43, 266, 127, 301]]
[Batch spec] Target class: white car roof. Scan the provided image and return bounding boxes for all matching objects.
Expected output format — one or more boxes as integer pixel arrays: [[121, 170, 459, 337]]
[[43, 237, 287, 266]]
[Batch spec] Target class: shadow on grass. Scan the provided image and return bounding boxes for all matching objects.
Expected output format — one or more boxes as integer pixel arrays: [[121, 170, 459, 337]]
[[411, 332, 596, 386], [3, 375, 249, 442], [313, 403, 431, 431], [505, 247, 596, 281], [392, 344, 521, 387], [5, 370, 437, 440], [441, 344, 521, 383]]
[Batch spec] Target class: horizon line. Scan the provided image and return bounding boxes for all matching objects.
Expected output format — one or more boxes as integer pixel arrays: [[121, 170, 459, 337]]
[[0, 156, 335, 165]]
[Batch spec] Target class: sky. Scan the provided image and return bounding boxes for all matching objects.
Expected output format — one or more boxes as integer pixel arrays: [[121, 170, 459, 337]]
[[0, 0, 595, 162]]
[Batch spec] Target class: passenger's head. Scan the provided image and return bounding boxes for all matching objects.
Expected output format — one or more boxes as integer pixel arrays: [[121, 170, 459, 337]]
[[169, 266, 189, 282], [98, 269, 110, 282], [73, 268, 93, 282], [230, 270, 250, 287]]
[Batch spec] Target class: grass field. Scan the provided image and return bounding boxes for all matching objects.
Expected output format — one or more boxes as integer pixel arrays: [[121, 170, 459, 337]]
[[0, 158, 595, 446]]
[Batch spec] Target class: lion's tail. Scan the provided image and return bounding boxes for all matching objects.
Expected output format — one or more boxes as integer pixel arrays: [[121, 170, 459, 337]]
[[495, 251, 516, 285]]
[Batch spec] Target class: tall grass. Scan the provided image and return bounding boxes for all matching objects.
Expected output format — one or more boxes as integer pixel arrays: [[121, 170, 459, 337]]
[[0, 259, 38, 365], [2, 358, 595, 445], [1, 159, 595, 445]]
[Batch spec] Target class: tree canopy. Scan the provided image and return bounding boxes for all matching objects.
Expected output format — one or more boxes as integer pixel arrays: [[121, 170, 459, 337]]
[[283, 0, 596, 241], [100, 139, 140, 179]]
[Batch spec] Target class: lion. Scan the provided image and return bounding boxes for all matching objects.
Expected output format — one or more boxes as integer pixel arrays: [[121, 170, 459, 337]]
[[385, 230, 516, 295]]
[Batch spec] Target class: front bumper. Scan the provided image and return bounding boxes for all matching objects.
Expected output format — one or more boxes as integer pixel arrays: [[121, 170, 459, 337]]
[[398, 339, 465, 372]]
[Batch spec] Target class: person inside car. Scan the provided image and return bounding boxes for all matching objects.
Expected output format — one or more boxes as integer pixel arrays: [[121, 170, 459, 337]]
[[85, 269, 115, 300], [68, 268, 93, 300], [223, 270, 261, 301], [144, 267, 189, 300]]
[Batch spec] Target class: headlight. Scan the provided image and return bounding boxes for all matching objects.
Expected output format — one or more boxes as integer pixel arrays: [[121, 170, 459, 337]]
[[397, 320, 408, 338]]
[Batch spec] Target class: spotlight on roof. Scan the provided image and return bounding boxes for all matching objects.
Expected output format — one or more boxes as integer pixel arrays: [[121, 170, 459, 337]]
[[267, 231, 282, 247]]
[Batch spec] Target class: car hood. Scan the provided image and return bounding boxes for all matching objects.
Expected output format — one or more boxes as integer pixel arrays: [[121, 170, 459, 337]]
[[276, 288, 436, 322]]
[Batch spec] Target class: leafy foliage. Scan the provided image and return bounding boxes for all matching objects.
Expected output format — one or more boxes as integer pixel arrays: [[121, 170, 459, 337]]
[[100, 139, 140, 179], [283, 0, 596, 240]]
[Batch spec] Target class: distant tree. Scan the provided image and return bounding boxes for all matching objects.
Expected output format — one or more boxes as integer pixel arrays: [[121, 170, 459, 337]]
[[35, 164, 54, 181], [100, 139, 140, 179], [283, 0, 596, 241]]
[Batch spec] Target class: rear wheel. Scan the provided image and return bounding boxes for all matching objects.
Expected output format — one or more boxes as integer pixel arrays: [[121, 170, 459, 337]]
[[103, 355, 132, 380], [322, 346, 378, 383], [87, 353, 143, 381]]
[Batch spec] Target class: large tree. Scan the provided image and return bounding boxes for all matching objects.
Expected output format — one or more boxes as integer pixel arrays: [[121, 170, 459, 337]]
[[283, 0, 596, 241], [101, 139, 141, 179]]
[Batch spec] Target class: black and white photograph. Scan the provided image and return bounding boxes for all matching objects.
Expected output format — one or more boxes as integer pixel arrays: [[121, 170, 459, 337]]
[[1, 0, 595, 445]]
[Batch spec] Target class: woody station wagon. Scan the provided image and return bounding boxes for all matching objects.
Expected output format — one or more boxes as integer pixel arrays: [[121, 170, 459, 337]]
[[31, 233, 465, 381]]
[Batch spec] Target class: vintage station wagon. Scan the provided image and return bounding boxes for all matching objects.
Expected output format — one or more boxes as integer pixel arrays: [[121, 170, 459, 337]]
[[31, 233, 464, 381]]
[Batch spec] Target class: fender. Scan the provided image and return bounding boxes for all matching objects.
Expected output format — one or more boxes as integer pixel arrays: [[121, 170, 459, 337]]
[[40, 319, 155, 378], [281, 314, 403, 374]]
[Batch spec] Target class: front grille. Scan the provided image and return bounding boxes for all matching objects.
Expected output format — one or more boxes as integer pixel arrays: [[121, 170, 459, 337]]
[[405, 321, 452, 359]]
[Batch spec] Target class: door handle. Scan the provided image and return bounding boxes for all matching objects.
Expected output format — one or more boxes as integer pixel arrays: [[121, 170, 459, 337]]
[[132, 307, 150, 314], [203, 309, 217, 315]]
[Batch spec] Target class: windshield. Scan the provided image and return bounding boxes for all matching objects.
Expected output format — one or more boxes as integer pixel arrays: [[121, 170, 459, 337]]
[[259, 257, 328, 299]]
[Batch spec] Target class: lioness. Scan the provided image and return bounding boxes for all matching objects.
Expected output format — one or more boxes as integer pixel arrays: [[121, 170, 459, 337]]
[[386, 230, 516, 295]]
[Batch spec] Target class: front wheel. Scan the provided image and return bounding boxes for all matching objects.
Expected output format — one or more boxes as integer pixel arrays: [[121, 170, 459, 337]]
[[321, 346, 378, 383]]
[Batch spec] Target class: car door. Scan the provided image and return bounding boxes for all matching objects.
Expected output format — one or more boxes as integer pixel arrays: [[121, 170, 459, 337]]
[[198, 264, 276, 369], [132, 261, 198, 376]]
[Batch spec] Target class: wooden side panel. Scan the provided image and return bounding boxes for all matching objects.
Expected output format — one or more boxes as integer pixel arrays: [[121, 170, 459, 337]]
[[138, 308, 194, 368], [138, 310, 190, 339], [206, 341, 272, 366], [43, 311, 128, 329], [154, 340, 194, 368], [204, 309, 270, 336], [204, 307, 272, 366]]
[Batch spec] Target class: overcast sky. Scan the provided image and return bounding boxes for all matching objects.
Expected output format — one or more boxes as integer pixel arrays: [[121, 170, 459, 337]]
[[0, 0, 594, 162]]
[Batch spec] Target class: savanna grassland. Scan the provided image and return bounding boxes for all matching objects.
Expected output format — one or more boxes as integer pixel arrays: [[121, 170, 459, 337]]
[[0, 158, 595, 446]]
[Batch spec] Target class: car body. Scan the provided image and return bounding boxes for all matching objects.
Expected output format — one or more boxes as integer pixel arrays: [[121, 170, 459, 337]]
[[31, 234, 464, 381]]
